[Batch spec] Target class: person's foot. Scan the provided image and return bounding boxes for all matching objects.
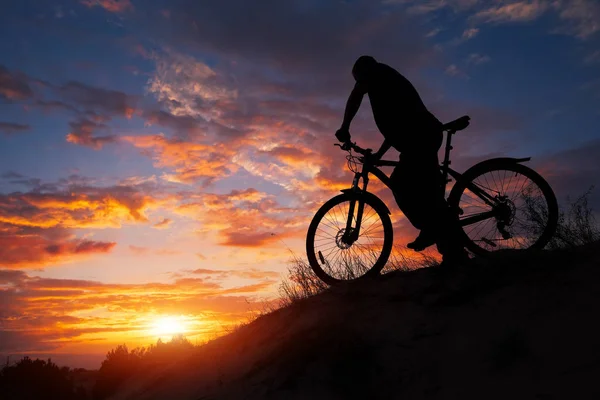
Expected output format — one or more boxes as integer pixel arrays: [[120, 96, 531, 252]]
[[407, 230, 437, 251]]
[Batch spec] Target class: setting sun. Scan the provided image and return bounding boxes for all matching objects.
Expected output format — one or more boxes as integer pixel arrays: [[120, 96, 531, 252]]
[[151, 316, 188, 338]]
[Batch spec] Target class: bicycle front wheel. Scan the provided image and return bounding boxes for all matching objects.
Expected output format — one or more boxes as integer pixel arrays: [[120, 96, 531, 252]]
[[306, 193, 393, 285], [448, 161, 558, 256]]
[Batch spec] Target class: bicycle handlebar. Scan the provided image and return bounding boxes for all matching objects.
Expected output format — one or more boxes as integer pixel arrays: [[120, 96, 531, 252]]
[[334, 141, 372, 156]]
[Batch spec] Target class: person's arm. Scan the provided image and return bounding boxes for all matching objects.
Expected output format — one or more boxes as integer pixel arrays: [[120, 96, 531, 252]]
[[340, 82, 367, 131], [373, 139, 392, 159]]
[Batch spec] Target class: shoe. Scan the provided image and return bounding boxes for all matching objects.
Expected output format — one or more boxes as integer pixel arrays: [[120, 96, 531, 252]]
[[407, 230, 437, 251]]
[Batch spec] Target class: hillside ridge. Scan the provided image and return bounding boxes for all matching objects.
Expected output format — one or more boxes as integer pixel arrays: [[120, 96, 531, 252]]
[[113, 243, 600, 400]]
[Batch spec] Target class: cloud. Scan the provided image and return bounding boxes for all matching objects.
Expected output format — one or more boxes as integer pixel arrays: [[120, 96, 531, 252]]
[[80, 0, 133, 13], [57, 81, 136, 118], [128, 245, 180, 256], [532, 139, 600, 209], [66, 118, 118, 149], [123, 134, 239, 185], [0, 175, 165, 267], [0, 66, 139, 148], [142, 0, 433, 81], [143, 110, 206, 140], [462, 27, 480, 39], [555, 0, 600, 38], [0, 65, 33, 101], [389, 0, 599, 39], [473, 1, 550, 23], [585, 50, 600, 65], [147, 50, 238, 122], [426, 27, 443, 37], [466, 53, 491, 65], [0, 226, 116, 268], [175, 188, 306, 248], [0, 268, 277, 353], [445, 64, 469, 79], [153, 218, 172, 229], [189, 268, 280, 280], [128, 245, 149, 255], [34, 100, 79, 114], [0, 185, 157, 229], [0, 122, 30, 135]]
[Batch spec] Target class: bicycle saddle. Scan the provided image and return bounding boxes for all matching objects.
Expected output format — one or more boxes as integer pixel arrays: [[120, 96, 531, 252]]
[[443, 115, 470, 132]]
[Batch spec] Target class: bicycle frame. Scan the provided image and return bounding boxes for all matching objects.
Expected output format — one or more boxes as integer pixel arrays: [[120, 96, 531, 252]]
[[345, 129, 463, 199], [341, 128, 521, 243]]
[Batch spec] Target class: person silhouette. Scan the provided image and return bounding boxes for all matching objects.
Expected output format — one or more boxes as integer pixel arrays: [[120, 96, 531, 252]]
[[335, 55, 469, 265]]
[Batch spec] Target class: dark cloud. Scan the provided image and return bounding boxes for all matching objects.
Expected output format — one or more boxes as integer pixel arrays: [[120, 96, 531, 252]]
[[533, 139, 600, 209], [0, 122, 30, 135], [58, 81, 136, 118], [1, 171, 25, 180], [66, 118, 118, 149], [143, 109, 206, 139], [34, 99, 79, 114], [0, 65, 33, 101], [0, 64, 139, 148], [150, 0, 432, 78]]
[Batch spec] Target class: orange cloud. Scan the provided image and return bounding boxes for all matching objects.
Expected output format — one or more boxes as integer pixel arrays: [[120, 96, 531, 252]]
[[174, 188, 307, 247], [123, 134, 239, 184], [0, 178, 167, 267], [153, 218, 172, 229], [189, 268, 280, 280], [0, 228, 116, 268], [80, 0, 133, 13], [0, 183, 160, 230]]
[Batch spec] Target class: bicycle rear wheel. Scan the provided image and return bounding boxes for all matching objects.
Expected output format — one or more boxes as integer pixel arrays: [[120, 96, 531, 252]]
[[306, 193, 393, 285], [448, 161, 558, 256]]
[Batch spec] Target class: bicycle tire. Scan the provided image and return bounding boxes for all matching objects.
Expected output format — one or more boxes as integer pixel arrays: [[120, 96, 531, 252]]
[[448, 160, 558, 256], [306, 192, 394, 285]]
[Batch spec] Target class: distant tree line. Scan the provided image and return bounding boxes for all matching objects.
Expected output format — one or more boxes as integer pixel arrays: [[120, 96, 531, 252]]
[[0, 335, 196, 400], [0, 357, 88, 400], [93, 334, 194, 400]]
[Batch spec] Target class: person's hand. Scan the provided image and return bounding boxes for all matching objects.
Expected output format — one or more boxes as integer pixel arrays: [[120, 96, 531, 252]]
[[335, 128, 351, 143]]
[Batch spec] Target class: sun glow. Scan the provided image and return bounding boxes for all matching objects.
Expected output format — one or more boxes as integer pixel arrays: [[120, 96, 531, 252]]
[[150, 316, 188, 337]]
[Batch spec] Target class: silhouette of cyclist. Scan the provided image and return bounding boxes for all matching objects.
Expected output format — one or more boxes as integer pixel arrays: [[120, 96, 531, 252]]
[[335, 55, 469, 265]]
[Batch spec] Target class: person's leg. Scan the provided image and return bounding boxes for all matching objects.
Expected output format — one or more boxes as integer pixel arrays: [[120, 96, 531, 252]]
[[392, 151, 468, 263], [390, 152, 442, 249], [390, 156, 426, 231]]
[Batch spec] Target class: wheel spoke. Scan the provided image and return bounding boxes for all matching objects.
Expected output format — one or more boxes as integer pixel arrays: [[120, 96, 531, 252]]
[[456, 165, 555, 254], [309, 197, 391, 282]]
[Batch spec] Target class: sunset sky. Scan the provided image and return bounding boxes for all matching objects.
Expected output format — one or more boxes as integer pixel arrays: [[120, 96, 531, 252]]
[[1, 0, 599, 368]]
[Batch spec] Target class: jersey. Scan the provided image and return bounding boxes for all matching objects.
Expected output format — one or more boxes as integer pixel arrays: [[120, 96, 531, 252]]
[[365, 62, 443, 153]]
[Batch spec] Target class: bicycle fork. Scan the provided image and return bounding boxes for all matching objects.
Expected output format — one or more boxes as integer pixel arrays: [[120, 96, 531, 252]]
[[341, 173, 368, 245], [342, 198, 366, 245]]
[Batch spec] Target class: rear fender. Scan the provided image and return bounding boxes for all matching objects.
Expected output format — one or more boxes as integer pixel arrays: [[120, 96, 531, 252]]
[[340, 189, 391, 215], [466, 157, 531, 172]]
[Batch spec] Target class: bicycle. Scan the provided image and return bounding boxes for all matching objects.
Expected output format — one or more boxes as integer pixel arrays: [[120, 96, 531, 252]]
[[306, 115, 559, 285]]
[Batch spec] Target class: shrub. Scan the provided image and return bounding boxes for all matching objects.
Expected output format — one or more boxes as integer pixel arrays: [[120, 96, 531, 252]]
[[92, 335, 195, 399], [0, 357, 87, 400]]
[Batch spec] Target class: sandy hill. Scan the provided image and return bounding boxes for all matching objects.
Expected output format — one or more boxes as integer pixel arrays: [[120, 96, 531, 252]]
[[112, 243, 600, 400]]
